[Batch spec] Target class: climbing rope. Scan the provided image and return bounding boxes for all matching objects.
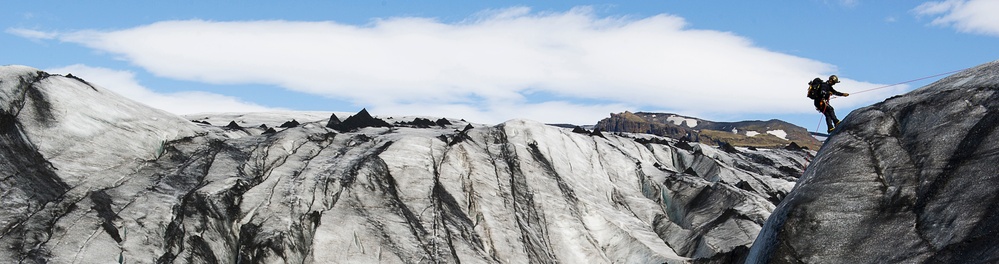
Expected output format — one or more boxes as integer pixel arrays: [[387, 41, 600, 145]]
[[847, 67, 970, 95], [812, 67, 971, 134], [814, 101, 828, 134]]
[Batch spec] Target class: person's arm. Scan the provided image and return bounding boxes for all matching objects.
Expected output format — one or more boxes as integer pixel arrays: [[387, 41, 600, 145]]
[[830, 86, 849, 97]]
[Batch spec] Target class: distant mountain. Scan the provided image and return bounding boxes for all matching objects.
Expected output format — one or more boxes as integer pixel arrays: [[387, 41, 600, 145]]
[[595, 112, 822, 150]]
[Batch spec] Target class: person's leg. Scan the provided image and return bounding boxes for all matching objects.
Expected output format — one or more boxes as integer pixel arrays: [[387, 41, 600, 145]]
[[825, 112, 835, 131], [815, 100, 833, 131], [824, 104, 839, 131], [827, 104, 840, 124]]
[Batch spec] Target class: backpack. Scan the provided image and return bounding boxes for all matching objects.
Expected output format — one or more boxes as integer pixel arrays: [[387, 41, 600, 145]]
[[806, 78, 824, 100]]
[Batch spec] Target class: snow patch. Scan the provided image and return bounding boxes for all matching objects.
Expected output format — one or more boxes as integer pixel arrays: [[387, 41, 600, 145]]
[[766, 130, 788, 140], [746, 131, 760, 137], [666, 115, 698, 127]]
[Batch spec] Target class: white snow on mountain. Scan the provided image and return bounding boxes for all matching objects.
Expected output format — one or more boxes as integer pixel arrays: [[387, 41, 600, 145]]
[[746, 131, 760, 137], [666, 115, 698, 128], [1, 65, 813, 263], [0, 66, 199, 186], [765, 130, 788, 140]]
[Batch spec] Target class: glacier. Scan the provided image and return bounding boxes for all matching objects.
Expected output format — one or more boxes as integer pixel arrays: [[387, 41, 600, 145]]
[[747, 60, 999, 263], [1, 65, 810, 263]]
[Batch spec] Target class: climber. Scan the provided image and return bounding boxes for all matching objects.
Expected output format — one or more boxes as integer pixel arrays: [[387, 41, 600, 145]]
[[809, 75, 849, 133]]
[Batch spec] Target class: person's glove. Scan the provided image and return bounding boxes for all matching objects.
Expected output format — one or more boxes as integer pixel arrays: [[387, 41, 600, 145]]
[[843, 93, 850, 97]]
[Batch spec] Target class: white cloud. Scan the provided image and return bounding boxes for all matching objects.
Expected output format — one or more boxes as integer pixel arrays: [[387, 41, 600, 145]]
[[6, 28, 58, 40], [45, 64, 280, 115], [914, 0, 999, 37], [16, 7, 892, 124]]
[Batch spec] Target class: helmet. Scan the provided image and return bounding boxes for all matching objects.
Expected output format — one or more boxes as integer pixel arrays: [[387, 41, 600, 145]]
[[828, 75, 840, 83]]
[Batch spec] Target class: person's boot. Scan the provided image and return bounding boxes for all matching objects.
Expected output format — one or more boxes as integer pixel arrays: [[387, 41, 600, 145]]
[[829, 121, 841, 133]]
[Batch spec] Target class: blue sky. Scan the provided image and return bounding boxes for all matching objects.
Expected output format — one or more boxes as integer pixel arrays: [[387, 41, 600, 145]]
[[3, 0, 998, 130]]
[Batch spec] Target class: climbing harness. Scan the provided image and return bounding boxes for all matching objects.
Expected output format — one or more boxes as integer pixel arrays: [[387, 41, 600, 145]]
[[814, 100, 829, 134]]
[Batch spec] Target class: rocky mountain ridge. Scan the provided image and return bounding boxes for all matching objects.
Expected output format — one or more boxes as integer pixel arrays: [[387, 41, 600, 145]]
[[595, 112, 822, 150]]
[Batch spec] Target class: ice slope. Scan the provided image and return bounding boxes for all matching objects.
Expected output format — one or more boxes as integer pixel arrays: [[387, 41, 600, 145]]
[[0, 66, 200, 263], [1, 65, 811, 263], [0, 66, 199, 177], [748, 60, 999, 263]]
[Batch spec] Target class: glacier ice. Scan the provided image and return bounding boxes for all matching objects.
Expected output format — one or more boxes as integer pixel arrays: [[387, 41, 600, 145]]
[[0, 65, 812, 263]]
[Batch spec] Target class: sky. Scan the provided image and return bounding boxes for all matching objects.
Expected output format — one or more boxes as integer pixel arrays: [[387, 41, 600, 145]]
[[3, 0, 998, 131]]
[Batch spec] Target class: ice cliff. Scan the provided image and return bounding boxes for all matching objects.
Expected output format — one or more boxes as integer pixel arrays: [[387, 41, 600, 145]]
[[748, 60, 999, 263], [0, 65, 809, 263]]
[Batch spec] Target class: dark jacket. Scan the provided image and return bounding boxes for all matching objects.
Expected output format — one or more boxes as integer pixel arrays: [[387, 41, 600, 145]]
[[816, 82, 846, 101]]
